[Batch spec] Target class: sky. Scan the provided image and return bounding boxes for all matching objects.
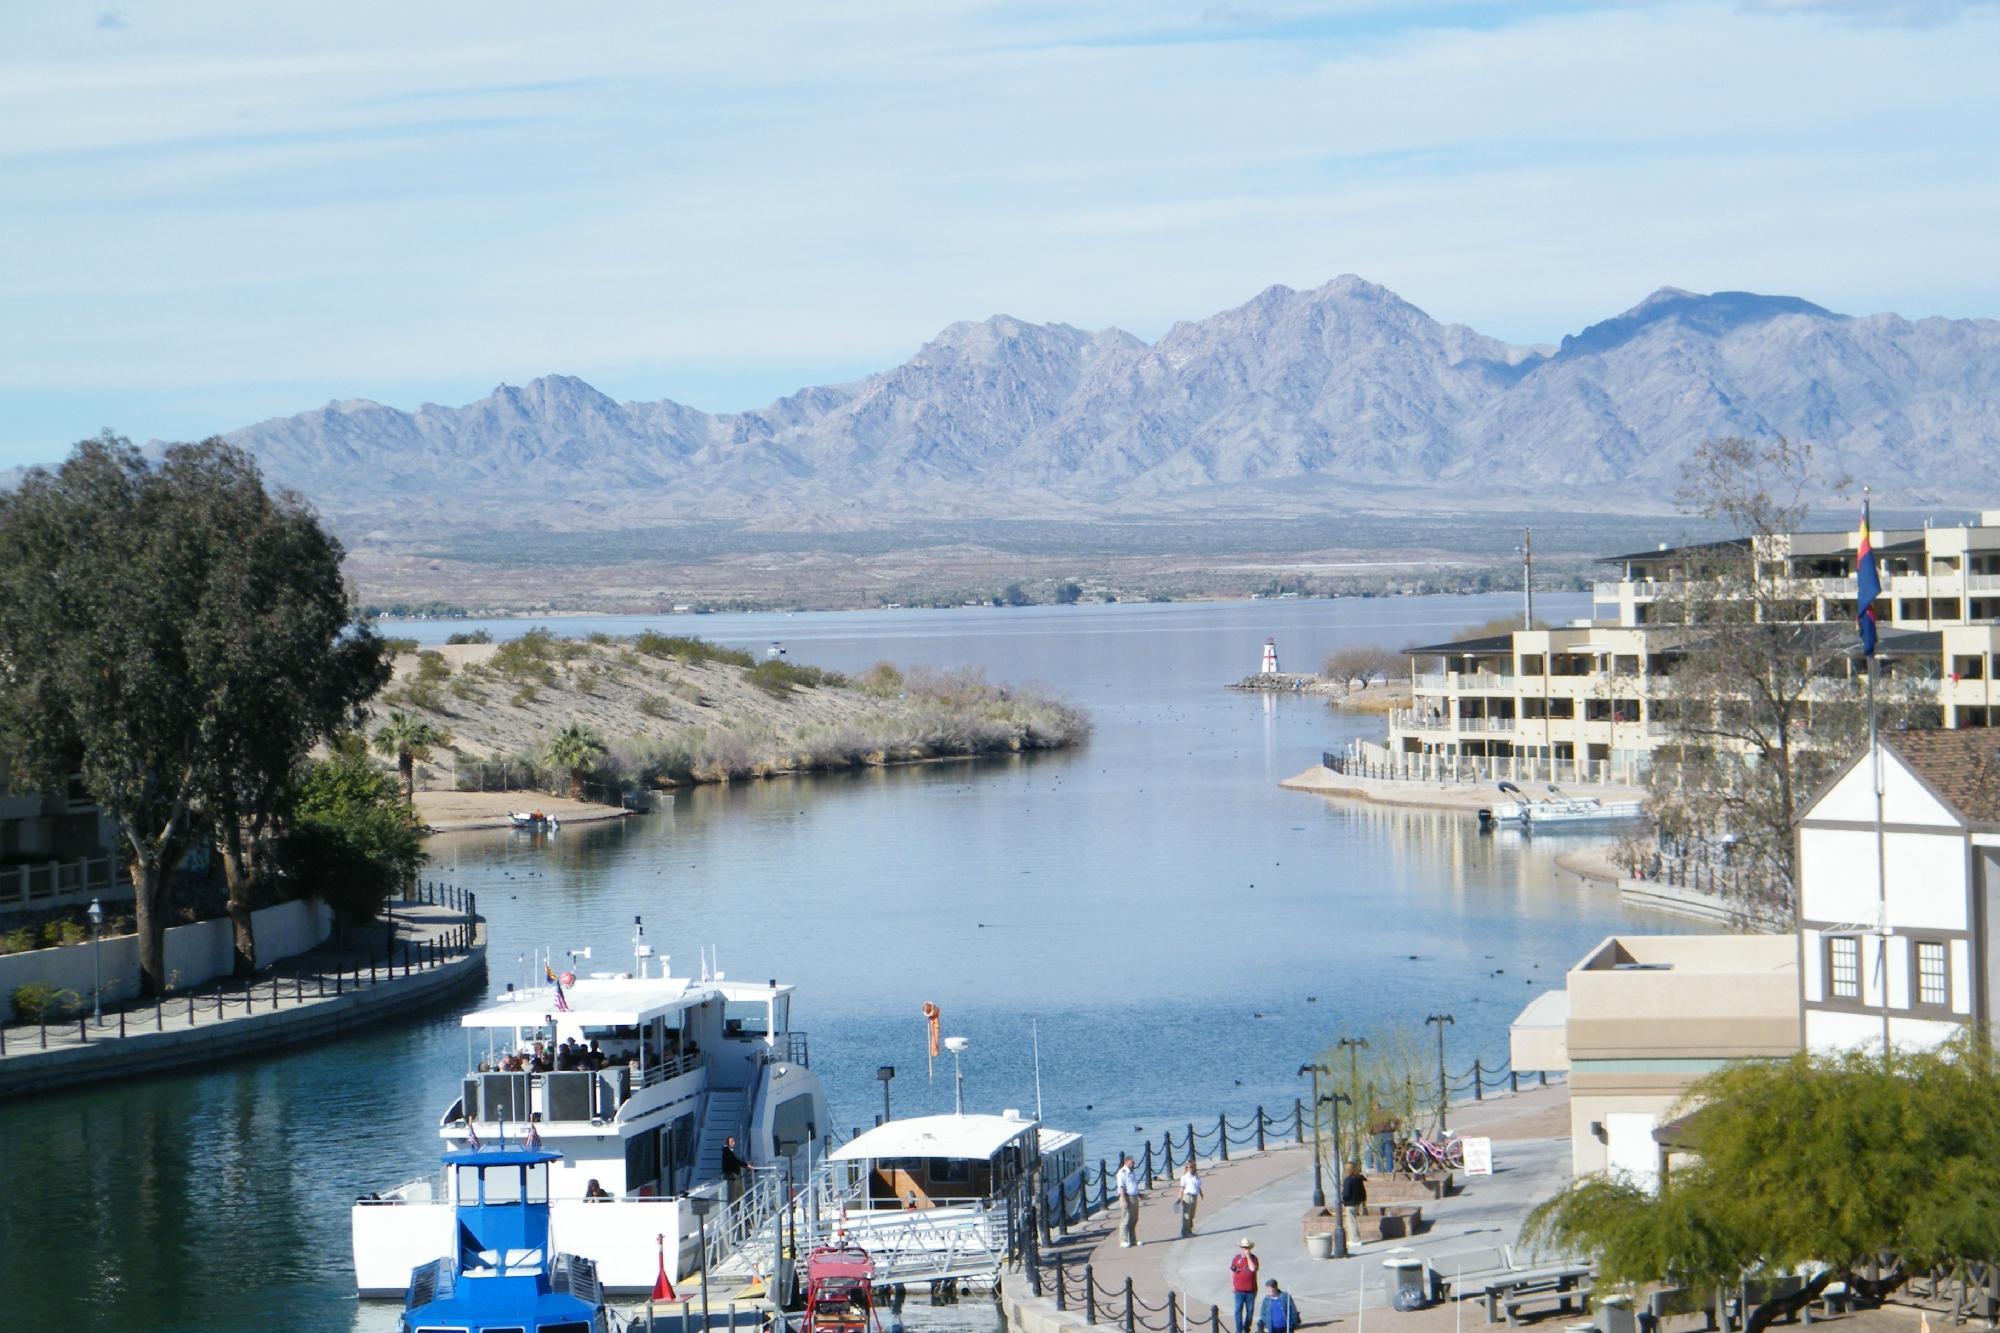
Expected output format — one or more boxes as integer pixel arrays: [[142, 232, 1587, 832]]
[[3, 0, 1998, 465]]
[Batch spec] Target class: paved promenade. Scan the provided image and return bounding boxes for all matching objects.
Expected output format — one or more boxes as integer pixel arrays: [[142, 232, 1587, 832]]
[[0, 896, 484, 1095]]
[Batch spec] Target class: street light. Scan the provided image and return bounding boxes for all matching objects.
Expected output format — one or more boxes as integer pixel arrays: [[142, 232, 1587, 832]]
[[86, 897, 104, 1025], [876, 1065, 896, 1124], [1298, 1062, 1331, 1207], [1337, 1035, 1369, 1167], [1425, 1013, 1456, 1132], [1321, 1091, 1353, 1259]]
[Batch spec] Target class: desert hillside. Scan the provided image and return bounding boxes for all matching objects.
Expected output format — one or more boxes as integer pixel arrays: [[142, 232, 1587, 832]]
[[366, 630, 1087, 789]]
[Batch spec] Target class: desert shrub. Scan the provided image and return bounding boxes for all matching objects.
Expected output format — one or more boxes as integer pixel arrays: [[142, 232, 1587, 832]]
[[633, 632, 755, 668], [492, 628, 560, 686], [856, 662, 904, 696], [380, 636, 420, 655], [415, 650, 452, 684], [670, 680, 706, 705], [444, 629, 492, 645], [638, 694, 671, 719], [12, 981, 82, 1022], [573, 664, 602, 696], [510, 685, 540, 707], [746, 659, 844, 696], [587, 631, 614, 646], [449, 677, 479, 702]]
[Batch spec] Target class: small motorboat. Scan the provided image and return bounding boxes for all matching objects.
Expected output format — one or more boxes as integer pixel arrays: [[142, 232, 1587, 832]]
[[508, 810, 560, 829], [398, 1144, 615, 1333], [1478, 781, 1644, 831]]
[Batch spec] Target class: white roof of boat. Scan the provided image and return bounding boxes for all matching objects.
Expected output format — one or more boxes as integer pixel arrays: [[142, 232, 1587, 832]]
[[460, 975, 795, 1028], [831, 1113, 1040, 1162]]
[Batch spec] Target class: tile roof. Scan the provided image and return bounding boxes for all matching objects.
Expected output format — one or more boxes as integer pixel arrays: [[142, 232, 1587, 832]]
[[1884, 729, 2000, 825]]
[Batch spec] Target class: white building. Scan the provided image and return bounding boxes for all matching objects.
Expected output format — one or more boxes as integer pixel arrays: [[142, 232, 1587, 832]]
[[1797, 729, 2000, 1055]]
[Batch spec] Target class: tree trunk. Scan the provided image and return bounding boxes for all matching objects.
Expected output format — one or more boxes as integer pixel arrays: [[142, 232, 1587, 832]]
[[221, 822, 256, 977], [1743, 1268, 1837, 1333], [400, 751, 415, 802], [569, 770, 585, 800], [130, 853, 167, 999]]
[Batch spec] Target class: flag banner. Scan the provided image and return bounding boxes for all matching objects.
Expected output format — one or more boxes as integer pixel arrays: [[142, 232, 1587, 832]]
[[545, 960, 570, 1012], [1857, 500, 1880, 658]]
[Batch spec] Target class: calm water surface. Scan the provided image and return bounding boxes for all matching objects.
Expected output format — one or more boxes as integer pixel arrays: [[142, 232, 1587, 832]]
[[1, 594, 1682, 1331]]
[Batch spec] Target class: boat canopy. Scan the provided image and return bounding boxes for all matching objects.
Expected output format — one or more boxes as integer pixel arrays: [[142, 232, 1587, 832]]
[[831, 1112, 1038, 1163], [460, 976, 796, 1030]]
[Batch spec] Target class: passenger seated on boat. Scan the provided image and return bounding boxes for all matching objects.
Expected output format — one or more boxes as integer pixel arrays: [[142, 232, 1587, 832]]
[[556, 1040, 581, 1071], [587, 1039, 607, 1070], [584, 1179, 612, 1201]]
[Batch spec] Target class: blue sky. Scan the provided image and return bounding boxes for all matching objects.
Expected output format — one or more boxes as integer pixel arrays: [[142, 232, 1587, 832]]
[[3, 0, 1998, 465]]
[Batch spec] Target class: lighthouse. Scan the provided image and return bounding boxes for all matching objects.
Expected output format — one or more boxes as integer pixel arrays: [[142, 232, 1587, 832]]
[[1260, 637, 1279, 674]]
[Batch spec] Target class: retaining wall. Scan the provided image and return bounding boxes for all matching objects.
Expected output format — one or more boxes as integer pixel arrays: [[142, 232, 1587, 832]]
[[0, 926, 485, 1098], [0, 898, 333, 1021], [1003, 1274, 1096, 1333]]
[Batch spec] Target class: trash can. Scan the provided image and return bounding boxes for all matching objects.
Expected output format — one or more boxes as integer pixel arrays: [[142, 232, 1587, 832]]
[[1306, 1232, 1334, 1261], [1383, 1249, 1430, 1311]]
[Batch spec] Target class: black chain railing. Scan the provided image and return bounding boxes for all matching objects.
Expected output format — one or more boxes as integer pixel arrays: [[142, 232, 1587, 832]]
[[1030, 1249, 1228, 1333], [0, 885, 478, 1057]]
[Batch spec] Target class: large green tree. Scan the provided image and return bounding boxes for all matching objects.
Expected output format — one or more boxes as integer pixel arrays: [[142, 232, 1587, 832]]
[[278, 746, 425, 935], [0, 434, 385, 993], [1527, 1042, 2000, 1333]]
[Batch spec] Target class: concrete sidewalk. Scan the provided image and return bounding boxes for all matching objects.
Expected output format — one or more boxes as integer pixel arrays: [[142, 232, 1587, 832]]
[[1049, 1085, 1578, 1326]]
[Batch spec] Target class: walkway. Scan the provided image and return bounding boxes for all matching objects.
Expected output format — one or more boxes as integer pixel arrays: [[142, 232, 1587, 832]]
[[1038, 1086, 1576, 1326], [0, 894, 485, 1096]]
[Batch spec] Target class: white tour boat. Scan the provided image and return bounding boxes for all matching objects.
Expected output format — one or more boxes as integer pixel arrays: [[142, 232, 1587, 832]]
[[352, 921, 829, 1297], [1478, 781, 1645, 830]]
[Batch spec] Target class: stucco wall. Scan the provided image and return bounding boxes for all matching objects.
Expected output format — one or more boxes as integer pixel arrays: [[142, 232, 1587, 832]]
[[0, 898, 332, 1020]]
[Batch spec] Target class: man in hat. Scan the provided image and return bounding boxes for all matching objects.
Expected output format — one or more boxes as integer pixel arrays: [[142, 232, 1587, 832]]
[[1229, 1239, 1261, 1333]]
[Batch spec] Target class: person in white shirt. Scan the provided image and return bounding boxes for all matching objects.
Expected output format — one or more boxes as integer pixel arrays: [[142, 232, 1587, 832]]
[[1177, 1163, 1204, 1238], [1115, 1155, 1142, 1247]]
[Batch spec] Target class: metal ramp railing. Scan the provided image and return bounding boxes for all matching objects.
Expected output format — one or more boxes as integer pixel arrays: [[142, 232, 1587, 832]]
[[705, 1160, 864, 1281], [709, 1182, 1011, 1289]]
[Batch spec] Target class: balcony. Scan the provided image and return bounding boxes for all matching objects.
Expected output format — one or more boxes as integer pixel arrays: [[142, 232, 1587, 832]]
[[1457, 716, 1517, 734], [1390, 707, 1450, 732], [0, 855, 122, 911]]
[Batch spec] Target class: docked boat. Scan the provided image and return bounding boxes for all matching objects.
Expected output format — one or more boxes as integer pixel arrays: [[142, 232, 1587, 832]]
[[354, 922, 829, 1296], [1478, 781, 1645, 830], [509, 810, 560, 828], [398, 1144, 615, 1333]]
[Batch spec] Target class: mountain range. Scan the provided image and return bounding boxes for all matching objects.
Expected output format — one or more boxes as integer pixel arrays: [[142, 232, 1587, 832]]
[[188, 277, 2000, 528]]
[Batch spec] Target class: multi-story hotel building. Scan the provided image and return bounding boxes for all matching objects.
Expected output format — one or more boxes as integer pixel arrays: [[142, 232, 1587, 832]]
[[1369, 513, 2000, 784]]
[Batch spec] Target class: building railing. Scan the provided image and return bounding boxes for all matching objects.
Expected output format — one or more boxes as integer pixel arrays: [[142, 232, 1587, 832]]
[[0, 855, 122, 910], [1322, 744, 1643, 789]]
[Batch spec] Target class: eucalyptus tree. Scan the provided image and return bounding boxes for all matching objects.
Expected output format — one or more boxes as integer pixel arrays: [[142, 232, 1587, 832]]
[[0, 434, 385, 992]]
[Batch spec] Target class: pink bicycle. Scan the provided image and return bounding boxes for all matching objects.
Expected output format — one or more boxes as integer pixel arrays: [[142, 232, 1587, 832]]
[[1399, 1131, 1465, 1176]]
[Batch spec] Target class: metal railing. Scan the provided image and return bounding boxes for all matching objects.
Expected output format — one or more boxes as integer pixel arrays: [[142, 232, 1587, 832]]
[[0, 855, 122, 910], [1323, 746, 1642, 788]]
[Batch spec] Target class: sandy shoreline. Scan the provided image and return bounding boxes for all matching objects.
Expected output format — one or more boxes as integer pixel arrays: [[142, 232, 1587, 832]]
[[412, 789, 633, 834]]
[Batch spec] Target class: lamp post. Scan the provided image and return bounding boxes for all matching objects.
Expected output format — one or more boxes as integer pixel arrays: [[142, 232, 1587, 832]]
[[876, 1065, 896, 1125], [1322, 1091, 1353, 1258], [1425, 1013, 1455, 1131], [1298, 1062, 1331, 1207], [87, 897, 104, 1025]]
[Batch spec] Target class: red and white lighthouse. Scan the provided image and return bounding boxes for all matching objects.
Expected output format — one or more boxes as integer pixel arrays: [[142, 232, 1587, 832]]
[[1260, 637, 1279, 674]]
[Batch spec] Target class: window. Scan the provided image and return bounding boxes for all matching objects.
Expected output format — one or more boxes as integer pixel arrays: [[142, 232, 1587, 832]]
[[1828, 937, 1860, 999], [1917, 941, 1948, 1008], [524, 1162, 549, 1204], [482, 1166, 522, 1205]]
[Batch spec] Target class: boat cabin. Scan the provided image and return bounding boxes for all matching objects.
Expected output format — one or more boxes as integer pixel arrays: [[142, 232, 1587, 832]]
[[402, 1146, 610, 1333], [830, 1112, 1048, 1210]]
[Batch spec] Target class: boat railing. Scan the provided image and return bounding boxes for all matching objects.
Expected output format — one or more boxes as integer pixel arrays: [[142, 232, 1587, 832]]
[[460, 1067, 634, 1125], [358, 1171, 449, 1206], [753, 1031, 809, 1068], [639, 1051, 703, 1088]]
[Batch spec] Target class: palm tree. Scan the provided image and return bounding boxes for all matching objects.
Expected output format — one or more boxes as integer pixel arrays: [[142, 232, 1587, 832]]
[[544, 721, 607, 800], [372, 711, 451, 802]]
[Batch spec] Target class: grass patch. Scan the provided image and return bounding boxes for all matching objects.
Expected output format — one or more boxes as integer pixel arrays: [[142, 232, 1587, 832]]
[[633, 631, 755, 669]]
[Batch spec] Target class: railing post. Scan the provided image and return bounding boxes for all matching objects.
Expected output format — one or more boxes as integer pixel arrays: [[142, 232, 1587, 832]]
[[1170, 1290, 1181, 1333], [119, 1007, 125, 1038], [1510, 1069, 1519, 1094], [1125, 1277, 1137, 1333], [1539, 1070, 1548, 1087], [1057, 1174, 1069, 1235], [1143, 1140, 1155, 1188], [1474, 1059, 1484, 1101], [1256, 1106, 1266, 1152], [1098, 1158, 1109, 1216], [40, 1018, 47, 1049], [79, 1014, 87, 1043], [1086, 1266, 1097, 1325], [1186, 1121, 1197, 1166], [1219, 1114, 1229, 1161], [1212, 1304, 1222, 1333], [273, 977, 280, 1008], [1294, 1098, 1306, 1144]]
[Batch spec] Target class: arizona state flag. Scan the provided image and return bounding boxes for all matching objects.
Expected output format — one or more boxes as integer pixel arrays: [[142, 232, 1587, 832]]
[[1856, 500, 1881, 658]]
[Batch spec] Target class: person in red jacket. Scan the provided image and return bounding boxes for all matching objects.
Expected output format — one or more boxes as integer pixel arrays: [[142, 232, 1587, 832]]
[[1229, 1239, 1260, 1333]]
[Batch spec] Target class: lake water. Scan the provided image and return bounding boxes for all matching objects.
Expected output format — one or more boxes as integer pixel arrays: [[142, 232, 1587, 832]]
[[0, 593, 1680, 1331]]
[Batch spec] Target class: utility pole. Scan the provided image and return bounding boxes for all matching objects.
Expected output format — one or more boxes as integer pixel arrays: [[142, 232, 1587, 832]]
[[1425, 1013, 1455, 1132]]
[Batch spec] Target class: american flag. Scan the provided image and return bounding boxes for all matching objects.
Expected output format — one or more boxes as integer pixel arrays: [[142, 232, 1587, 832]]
[[545, 961, 570, 1013], [466, 1121, 481, 1150]]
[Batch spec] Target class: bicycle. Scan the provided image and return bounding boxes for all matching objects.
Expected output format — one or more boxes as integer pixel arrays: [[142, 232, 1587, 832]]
[[1399, 1131, 1465, 1176]]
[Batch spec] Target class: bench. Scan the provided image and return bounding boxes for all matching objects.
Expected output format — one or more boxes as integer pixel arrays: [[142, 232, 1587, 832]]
[[1431, 1246, 1514, 1299], [1502, 1284, 1594, 1326]]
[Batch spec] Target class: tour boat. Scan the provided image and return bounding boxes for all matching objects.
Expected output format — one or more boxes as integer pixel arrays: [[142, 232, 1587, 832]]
[[353, 923, 830, 1297], [1478, 781, 1645, 830], [397, 1144, 615, 1333]]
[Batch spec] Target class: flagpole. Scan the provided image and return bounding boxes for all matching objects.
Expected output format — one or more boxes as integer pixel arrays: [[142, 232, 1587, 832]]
[[1864, 490, 1891, 1064]]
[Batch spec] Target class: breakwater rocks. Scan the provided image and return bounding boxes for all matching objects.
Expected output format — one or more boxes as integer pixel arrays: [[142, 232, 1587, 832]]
[[1227, 672, 1336, 693]]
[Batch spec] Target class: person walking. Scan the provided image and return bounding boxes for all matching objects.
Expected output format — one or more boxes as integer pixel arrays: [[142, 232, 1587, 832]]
[[721, 1135, 747, 1202], [1366, 1105, 1399, 1175], [1177, 1161, 1204, 1238], [1115, 1155, 1143, 1248], [1230, 1239, 1261, 1333], [1255, 1279, 1301, 1333], [1340, 1159, 1368, 1245]]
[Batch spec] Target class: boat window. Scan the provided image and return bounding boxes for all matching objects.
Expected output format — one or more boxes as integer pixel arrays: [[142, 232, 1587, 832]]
[[478, 1327, 528, 1333], [483, 1166, 523, 1205], [525, 1162, 549, 1204], [722, 1000, 770, 1038], [412, 1326, 471, 1332], [539, 1324, 593, 1333], [772, 1092, 817, 1158], [929, 1158, 972, 1185], [455, 1165, 481, 1204]]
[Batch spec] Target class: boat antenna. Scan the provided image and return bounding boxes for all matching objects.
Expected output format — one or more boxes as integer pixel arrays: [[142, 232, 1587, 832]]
[[1032, 1019, 1044, 1123]]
